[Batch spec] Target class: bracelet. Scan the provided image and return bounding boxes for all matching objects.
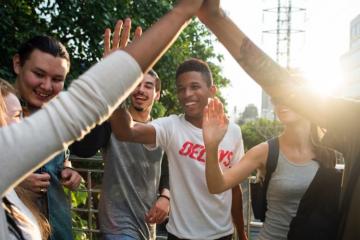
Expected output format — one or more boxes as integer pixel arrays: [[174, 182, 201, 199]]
[[63, 166, 75, 171], [159, 194, 170, 201]]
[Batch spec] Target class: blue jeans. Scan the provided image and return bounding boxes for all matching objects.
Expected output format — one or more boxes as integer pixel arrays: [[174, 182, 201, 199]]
[[102, 233, 138, 240]]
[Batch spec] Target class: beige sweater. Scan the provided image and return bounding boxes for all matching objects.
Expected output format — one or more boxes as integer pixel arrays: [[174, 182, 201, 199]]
[[0, 50, 142, 239]]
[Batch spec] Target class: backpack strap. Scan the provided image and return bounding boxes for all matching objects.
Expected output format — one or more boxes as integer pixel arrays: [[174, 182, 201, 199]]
[[2, 197, 26, 240], [263, 137, 279, 194]]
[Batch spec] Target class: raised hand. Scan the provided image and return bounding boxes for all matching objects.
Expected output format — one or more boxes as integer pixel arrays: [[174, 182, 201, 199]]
[[174, 0, 205, 18], [202, 97, 229, 149], [103, 18, 142, 58]]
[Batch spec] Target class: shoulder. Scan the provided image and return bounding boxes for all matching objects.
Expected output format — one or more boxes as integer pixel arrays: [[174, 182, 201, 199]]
[[245, 141, 269, 169]]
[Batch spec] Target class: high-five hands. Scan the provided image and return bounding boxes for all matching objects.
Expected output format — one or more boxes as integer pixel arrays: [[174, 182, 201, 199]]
[[197, 0, 221, 23], [174, 0, 205, 18], [202, 97, 229, 149], [103, 18, 142, 58]]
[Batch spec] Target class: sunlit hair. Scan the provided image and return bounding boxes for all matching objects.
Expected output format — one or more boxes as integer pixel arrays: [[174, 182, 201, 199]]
[[176, 58, 213, 87], [0, 78, 18, 98], [17, 35, 70, 69], [310, 125, 338, 168], [15, 187, 51, 240]]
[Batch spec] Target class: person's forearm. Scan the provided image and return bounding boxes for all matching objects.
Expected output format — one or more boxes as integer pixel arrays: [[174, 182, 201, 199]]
[[110, 106, 135, 141], [202, 9, 290, 96], [232, 185, 247, 240], [205, 145, 227, 194], [201, 9, 360, 130], [159, 156, 170, 191], [69, 122, 111, 157]]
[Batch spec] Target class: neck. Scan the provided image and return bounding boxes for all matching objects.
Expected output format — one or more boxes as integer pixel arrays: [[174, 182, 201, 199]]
[[185, 115, 203, 129], [281, 120, 312, 149], [129, 106, 151, 123]]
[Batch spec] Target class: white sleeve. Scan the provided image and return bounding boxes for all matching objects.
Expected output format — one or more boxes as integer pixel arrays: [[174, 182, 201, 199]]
[[145, 116, 174, 151], [0, 50, 143, 196]]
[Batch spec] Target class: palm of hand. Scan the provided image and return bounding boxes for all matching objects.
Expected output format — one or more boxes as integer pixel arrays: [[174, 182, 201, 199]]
[[203, 98, 228, 147]]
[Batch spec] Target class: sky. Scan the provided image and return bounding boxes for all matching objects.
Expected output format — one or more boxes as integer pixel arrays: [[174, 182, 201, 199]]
[[213, 0, 360, 118]]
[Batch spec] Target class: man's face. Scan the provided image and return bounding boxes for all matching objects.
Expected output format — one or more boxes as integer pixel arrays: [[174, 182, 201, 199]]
[[13, 49, 69, 109], [130, 74, 160, 112], [176, 71, 215, 121]]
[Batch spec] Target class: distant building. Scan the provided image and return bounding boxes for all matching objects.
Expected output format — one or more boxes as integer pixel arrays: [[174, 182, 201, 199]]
[[261, 91, 275, 120], [341, 14, 360, 98]]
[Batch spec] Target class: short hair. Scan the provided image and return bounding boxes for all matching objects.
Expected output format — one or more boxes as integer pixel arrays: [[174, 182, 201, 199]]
[[147, 69, 161, 92], [175, 58, 213, 87], [17, 36, 70, 68]]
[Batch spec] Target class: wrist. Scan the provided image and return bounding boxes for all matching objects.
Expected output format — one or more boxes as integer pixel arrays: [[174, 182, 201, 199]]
[[172, 4, 196, 20], [159, 194, 170, 202], [199, 8, 225, 26]]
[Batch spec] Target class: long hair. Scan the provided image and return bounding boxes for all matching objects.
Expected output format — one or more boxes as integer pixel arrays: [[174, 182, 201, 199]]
[[0, 92, 6, 127], [310, 124, 337, 168], [15, 187, 51, 240]]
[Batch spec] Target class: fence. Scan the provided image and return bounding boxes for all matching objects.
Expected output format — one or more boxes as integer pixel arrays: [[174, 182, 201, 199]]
[[69, 155, 344, 240]]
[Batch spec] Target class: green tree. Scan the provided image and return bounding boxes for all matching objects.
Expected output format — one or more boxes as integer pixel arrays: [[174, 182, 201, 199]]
[[0, 0, 229, 118], [240, 118, 283, 151]]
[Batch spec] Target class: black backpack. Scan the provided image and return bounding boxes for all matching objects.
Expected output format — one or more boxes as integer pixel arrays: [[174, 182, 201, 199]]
[[250, 137, 279, 222]]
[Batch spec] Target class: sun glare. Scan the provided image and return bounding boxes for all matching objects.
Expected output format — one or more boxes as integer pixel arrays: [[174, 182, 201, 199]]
[[297, 46, 344, 96]]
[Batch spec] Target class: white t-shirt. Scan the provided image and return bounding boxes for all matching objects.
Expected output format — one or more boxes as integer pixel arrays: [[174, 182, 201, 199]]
[[148, 114, 244, 239]]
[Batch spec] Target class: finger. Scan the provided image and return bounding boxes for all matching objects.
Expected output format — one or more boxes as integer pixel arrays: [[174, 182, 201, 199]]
[[104, 28, 111, 56], [37, 180, 50, 188], [120, 18, 131, 49], [37, 173, 51, 181], [203, 105, 209, 122], [209, 98, 215, 118], [134, 26, 142, 40], [112, 20, 123, 50], [215, 98, 223, 116]]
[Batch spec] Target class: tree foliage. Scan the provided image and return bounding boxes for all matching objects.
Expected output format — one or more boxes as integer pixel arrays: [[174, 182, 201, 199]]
[[0, 0, 229, 118], [240, 118, 283, 151]]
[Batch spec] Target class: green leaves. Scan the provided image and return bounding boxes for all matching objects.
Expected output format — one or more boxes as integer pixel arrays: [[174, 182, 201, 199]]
[[0, 0, 228, 114]]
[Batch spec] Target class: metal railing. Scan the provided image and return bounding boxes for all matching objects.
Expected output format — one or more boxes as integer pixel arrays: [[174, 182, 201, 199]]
[[69, 155, 342, 240]]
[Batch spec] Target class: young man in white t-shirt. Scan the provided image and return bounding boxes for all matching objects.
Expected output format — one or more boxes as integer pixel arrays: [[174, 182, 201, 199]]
[[110, 58, 247, 240]]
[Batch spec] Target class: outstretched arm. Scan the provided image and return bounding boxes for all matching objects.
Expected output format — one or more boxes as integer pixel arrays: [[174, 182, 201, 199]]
[[198, 1, 360, 131], [125, 0, 204, 72], [203, 98, 267, 193], [0, 0, 204, 197]]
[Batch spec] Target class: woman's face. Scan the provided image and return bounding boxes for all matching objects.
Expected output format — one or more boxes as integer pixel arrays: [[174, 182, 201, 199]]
[[4, 93, 22, 125], [274, 103, 303, 125]]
